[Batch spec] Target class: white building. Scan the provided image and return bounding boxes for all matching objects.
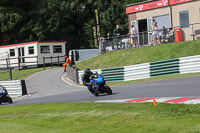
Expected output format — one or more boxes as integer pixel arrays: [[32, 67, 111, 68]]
[[0, 41, 66, 69]]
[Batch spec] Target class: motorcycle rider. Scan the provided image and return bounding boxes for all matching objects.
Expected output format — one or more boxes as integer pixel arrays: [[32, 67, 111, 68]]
[[82, 68, 93, 85]]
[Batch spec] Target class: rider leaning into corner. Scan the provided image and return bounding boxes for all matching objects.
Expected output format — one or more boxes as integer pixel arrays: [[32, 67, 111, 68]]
[[82, 68, 113, 96], [82, 68, 93, 85], [81, 68, 95, 92]]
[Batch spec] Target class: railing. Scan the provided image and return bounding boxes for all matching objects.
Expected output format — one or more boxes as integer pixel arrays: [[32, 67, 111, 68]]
[[43, 56, 65, 70], [100, 22, 200, 54], [0, 56, 38, 70]]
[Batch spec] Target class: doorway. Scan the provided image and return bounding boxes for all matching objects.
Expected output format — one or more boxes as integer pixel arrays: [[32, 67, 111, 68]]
[[18, 47, 25, 63], [138, 19, 148, 45]]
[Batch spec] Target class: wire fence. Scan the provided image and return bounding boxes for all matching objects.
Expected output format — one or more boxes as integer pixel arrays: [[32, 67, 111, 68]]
[[100, 22, 200, 54]]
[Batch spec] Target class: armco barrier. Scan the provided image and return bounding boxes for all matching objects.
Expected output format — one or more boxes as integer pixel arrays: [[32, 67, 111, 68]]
[[77, 55, 200, 83], [150, 58, 180, 77], [179, 55, 200, 74], [0, 80, 22, 98], [124, 63, 150, 81], [102, 67, 124, 82]]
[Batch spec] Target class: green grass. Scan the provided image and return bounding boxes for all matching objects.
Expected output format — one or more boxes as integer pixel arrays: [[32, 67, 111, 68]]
[[1, 102, 200, 133], [0, 67, 53, 81], [75, 41, 200, 70]]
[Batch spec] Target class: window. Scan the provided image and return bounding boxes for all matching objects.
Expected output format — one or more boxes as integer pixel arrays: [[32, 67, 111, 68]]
[[9, 49, 15, 57], [28, 46, 34, 55], [53, 45, 62, 53], [153, 14, 170, 29], [179, 11, 189, 28], [40, 46, 50, 54]]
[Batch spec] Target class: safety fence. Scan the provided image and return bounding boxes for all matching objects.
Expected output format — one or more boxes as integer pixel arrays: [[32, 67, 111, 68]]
[[0, 80, 23, 98], [77, 55, 200, 83]]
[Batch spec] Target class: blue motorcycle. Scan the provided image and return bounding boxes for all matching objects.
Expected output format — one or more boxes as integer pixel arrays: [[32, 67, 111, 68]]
[[87, 72, 112, 96], [0, 85, 13, 105]]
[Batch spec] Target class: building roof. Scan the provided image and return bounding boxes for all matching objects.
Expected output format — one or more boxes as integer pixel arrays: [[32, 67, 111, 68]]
[[0, 41, 66, 48]]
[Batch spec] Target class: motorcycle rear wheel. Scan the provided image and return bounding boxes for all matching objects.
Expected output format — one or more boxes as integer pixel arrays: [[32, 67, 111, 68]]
[[104, 84, 112, 95]]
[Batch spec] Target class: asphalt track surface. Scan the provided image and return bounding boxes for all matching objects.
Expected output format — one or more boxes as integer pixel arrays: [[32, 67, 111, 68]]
[[9, 67, 200, 106]]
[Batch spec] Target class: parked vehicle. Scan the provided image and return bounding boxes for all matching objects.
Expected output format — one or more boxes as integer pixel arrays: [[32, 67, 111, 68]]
[[83, 72, 112, 96], [0, 85, 13, 105]]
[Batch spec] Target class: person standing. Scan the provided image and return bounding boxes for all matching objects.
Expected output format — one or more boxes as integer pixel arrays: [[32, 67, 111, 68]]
[[129, 25, 138, 48], [63, 56, 72, 72], [113, 25, 121, 49], [152, 22, 160, 45]]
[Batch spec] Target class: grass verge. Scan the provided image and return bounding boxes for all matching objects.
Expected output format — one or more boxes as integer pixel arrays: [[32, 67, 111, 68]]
[[75, 41, 200, 70], [0, 102, 200, 133], [0, 67, 53, 81]]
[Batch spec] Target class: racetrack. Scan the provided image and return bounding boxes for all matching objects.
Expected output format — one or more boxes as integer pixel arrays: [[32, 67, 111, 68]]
[[11, 67, 200, 106]]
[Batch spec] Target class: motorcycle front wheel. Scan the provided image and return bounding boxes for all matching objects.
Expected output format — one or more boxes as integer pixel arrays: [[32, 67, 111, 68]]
[[7, 96, 12, 104], [104, 84, 112, 95], [88, 85, 99, 96]]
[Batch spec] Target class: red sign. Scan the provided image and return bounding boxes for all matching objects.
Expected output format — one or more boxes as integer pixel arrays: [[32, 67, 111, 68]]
[[169, 0, 193, 5], [126, 0, 169, 14]]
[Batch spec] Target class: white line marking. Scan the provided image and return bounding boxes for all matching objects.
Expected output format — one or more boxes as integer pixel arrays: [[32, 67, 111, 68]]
[[61, 74, 85, 88]]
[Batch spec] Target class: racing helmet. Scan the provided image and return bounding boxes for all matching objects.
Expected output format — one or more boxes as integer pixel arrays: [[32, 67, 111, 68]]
[[84, 68, 91, 73]]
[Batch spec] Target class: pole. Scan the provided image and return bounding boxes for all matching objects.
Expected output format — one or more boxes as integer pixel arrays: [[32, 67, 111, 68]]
[[51, 56, 53, 68], [58, 56, 60, 67], [7, 52, 12, 81], [43, 57, 45, 70]]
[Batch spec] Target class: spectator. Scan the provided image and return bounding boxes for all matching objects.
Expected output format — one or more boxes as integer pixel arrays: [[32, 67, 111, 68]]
[[159, 26, 167, 44], [113, 25, 121, 49], [107, 33, 114, 51], [151, 22, 160, 45], [113, 25, 121, 36], [168, 28, 174, 43], [129, 25, 138, 48]]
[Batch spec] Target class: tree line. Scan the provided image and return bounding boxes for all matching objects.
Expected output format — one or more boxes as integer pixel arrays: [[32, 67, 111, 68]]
[[0, 0, 144, 50]]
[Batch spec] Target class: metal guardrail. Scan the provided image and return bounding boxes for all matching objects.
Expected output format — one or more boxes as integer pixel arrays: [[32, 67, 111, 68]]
[[0, 80, 22, 98], [124, 63, 150, 81], [150, 58, 180, 77], [179, 55, 200, 74], [77, 55, 200, 83]]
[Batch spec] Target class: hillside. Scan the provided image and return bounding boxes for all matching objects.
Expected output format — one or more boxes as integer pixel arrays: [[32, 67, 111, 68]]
[[74, 41, 200, 70]]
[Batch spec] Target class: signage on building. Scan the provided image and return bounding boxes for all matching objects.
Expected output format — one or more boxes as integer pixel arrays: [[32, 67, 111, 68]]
[[126, 0, 169, 14], [169, 0, 193, 5], [126, 0, 194, 14]]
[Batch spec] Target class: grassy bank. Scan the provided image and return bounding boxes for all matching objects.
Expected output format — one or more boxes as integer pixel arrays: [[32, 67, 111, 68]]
[[75, 41, 200, 70], [0, 102, 200, 133], [0, 67, 52, 81]]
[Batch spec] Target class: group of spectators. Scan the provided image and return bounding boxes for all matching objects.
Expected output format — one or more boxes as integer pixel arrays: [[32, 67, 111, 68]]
[[105, 22, 175, 50], [151, 22, 174, 45]]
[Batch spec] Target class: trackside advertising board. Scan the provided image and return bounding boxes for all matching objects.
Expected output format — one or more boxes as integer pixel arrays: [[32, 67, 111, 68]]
[[126, 0, 193, 14]]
